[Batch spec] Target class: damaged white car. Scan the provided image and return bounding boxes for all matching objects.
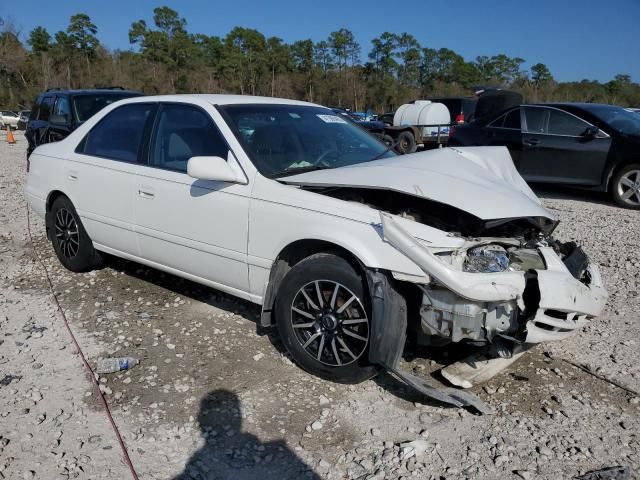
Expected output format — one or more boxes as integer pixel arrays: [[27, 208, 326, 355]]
[[25, 95, 607, 408]]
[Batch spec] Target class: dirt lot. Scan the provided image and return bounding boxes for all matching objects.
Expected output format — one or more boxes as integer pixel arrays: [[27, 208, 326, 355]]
[[1, 132, 638, 480]]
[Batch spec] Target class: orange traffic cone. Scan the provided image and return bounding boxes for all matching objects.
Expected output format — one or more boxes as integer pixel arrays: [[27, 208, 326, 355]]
[[7, 126, 15, 145]]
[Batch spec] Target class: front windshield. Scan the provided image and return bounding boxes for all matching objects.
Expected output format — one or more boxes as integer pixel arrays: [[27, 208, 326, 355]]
[[587, 105, 640, 135], [219, 104, 396, 178], [72, 94, 137, 123]]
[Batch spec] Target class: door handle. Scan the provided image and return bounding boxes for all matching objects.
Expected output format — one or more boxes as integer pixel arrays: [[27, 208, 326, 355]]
[[67, 170, 78, 181], [138, 187, 155, 199], [525, 138, 540, 146]]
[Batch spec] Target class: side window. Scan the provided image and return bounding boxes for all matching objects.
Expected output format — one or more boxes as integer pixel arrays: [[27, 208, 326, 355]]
[[488, 114, 505, 128], [52, 97, 72, 122], [39, 96, 55, 121], [80, 103, 155, 163], [524, 107, 549, 134], [503, 108, 521, 130], [150, 104, 228, 173], [29, 97, 41, 120], [547, 110, 591, 136]]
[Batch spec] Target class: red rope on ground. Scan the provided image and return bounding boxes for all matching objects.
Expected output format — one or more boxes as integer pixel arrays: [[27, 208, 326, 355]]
[[26, 205, 140, 480]]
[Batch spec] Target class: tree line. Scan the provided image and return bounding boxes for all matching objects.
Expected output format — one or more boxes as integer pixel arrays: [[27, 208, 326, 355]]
[[1, 7, 639, 112]]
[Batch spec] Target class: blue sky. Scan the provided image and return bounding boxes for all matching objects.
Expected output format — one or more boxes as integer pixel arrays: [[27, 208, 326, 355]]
[[3, 0, 639, 83]]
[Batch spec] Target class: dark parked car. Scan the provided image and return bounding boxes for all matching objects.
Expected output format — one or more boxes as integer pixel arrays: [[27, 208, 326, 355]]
[[331, 107, 386, 133], [26, 87, 143, 157], [450, 103, 640, 209], [428, 96, 477, 124]]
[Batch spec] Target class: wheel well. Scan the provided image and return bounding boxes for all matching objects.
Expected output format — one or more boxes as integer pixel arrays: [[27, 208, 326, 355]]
[[46, 190, 67, 212], [606, 161, 639, 192], [260, 239, 366, 327], [44, 190, 68, 239]]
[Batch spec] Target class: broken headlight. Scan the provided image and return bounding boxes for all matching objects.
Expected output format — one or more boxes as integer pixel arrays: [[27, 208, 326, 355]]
[[463, 245, 509, 273]]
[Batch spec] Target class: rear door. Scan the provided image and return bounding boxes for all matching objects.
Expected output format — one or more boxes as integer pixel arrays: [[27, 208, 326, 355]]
[[133, 102, 251, 296], [27, 95, 55, 150], [520, 106, 611, 185], [480, 107, 524, 168], [66, 102, 157, 255], [48, 96, 74, 142]]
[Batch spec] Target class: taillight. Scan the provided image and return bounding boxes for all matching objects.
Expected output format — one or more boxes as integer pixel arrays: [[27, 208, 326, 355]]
[[455, 112, 465, 124]]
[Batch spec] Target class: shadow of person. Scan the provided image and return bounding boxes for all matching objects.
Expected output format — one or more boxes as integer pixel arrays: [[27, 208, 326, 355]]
[[174, 389, 320, 480]]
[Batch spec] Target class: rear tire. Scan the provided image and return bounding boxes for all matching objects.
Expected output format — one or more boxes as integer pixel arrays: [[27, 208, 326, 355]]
[[395, 131, 416, 154], [275, 253, 378, 384], [49, 196, 104, 272], [611, 164, 640, 209]]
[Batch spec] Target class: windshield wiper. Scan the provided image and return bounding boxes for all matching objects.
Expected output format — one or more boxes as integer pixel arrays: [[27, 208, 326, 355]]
[[368, 140, 398, 162], [271, 164, 332, 178]]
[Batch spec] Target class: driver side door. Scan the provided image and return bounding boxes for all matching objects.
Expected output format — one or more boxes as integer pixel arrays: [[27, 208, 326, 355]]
[[520, 106, 611, 185], [134, 102, 252, 298]]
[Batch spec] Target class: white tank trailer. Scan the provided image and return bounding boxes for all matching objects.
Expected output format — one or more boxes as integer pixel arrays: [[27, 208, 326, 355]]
[[384, 100, 452, 154]]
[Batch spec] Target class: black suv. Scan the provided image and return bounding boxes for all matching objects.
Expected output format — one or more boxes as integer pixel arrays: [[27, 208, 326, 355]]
[[26, 87, 142, 157]]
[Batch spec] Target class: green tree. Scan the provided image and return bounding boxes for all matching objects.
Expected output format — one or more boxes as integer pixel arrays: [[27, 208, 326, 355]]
[[266, 36, 290, 96], [27, 26, 53, 88], [27, 26, 51, 53], [67, 13, 99, 74], [395, 33, 421, 86], [291, 39, 315, 100], [531, 63, 553, 84], [129, 7, 197, 92]]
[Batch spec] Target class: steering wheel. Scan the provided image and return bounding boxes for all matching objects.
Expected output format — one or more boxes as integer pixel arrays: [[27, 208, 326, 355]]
[[315, 147, 339, 166]]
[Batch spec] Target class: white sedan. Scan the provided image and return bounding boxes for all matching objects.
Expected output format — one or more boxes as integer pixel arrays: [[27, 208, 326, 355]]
[[25, 95, 607, 405], [1, 110, 19, 129]]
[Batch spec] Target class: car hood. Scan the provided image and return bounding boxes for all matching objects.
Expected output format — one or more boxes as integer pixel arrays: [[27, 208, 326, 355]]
[[280, 146, 554, 222]]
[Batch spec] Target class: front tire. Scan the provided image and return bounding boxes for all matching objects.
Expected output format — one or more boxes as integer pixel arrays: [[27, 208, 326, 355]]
[[49, 196, 103, 272], [611, 164, 640, 209], [275, 253, 378, 384]]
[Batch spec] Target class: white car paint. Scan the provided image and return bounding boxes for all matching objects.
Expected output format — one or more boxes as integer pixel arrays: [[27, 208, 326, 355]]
[[1, 111, 19, 128], [282, 146, 548, 221], [24, 94, 607, 351]]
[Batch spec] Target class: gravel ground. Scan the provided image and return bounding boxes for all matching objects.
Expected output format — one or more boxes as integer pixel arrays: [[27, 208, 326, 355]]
[[1, 132, 638, 480]]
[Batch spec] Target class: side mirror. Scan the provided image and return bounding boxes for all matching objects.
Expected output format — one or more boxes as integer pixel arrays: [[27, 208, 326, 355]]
[[187, 156, 245, 183], [582, 126, 599, 139], [50, 113, 70, 125]]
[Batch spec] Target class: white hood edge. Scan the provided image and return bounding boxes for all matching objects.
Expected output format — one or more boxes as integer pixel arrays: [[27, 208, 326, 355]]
[[280, 146, 555, 222]]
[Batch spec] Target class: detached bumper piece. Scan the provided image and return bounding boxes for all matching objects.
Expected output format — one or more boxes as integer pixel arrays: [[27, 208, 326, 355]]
[[387, 366, 494, 414], [525, 248, 607, 343], [440, 344, 532, 389], [366, 269, 491, 414]]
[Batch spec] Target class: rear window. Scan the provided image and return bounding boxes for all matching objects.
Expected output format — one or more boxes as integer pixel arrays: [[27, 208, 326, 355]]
[[524, 107, 548, 133], [38, 96, 55, 121], [73, 94, 140, 123], [80, 103, 156, 163], [503, 108, 521, 129]]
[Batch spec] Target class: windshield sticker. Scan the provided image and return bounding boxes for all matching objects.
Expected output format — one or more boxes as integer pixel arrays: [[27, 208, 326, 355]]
[[317, 114, 347, 124], [288, 113, 301, 118]]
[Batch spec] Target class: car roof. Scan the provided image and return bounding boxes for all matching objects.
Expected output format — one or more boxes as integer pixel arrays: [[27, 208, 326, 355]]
[[42, 89, 142, 96], [117, 94, 322, 108], [525, 102, 617, 110]]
